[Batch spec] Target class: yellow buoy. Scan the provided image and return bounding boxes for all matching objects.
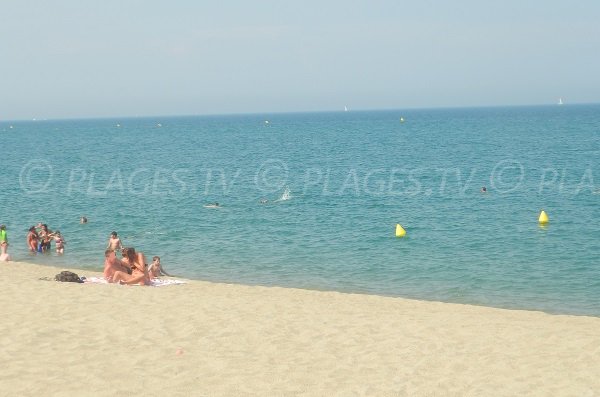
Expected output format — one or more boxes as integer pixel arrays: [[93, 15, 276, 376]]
[[395, 223, 406, 237], [538, 210, 549, 224]]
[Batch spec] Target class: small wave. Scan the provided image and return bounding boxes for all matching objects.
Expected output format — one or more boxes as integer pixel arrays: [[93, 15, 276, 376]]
[[275, 187, 292, 202]]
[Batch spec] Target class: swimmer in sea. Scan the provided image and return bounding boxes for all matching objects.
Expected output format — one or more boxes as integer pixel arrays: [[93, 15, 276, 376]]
[[259, 198, 268, 204], [481, 186, 487, 193], [204, 202, 220, 208]]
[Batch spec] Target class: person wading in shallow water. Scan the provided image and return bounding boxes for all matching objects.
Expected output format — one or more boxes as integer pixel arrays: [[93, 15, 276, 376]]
[[0, 225, 7, 245], [36, 224, 53, 253], [106, 231, 123, 252], [27, 227, 39, 253], [54, 231, 66, 254], [0, 241, 11, 262]]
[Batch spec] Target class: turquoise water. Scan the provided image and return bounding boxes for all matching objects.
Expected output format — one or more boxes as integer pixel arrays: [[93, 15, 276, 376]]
[[2, 105, 599, 315]]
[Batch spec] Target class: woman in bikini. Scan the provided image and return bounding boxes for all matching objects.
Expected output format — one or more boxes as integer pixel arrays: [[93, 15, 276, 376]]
[[27, 226, 39, 253], [54, 231, 66, 254], [112, 247, 151, 285]]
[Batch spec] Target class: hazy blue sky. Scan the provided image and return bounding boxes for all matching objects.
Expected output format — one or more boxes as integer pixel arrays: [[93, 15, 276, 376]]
[[1, 1, 599, 119]]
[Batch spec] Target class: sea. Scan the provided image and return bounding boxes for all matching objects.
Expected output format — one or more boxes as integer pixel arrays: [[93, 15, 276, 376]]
[[2, 105, 599, 316]]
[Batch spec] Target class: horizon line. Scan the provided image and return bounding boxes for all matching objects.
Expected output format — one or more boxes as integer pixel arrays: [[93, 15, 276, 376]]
[[2, 101, 598, 123]]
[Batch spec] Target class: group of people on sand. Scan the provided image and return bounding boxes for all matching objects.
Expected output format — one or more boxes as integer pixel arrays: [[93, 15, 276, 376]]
[[103, 231, 171, 286], [26, 223, 66, 254]]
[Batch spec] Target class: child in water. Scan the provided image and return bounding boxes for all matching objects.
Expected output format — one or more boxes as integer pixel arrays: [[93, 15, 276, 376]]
[[54, 231, 66, 254], [107, 231, 123, 252], [0, 242, 11, 262]]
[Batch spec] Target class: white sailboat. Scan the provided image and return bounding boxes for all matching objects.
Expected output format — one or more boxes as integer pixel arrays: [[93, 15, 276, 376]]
[[344, 105, 348, 112], [558, 98, 563, 105]]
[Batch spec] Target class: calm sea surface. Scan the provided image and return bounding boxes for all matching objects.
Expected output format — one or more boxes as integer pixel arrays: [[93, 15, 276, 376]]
[[2, 105, 599, 315]]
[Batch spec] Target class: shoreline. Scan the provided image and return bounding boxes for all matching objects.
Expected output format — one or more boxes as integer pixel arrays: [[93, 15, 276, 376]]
[[2, 260, 600, 395], [16, 258, 600, 319], [11, 258, 600, 319]]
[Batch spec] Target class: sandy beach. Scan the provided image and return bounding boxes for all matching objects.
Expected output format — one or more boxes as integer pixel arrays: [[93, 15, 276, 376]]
[[0, 261, 598, 396]]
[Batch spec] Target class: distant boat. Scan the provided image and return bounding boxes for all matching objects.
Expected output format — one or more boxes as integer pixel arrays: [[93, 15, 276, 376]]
[[558, 98, 563, 105], [344, 106, 348, 112]]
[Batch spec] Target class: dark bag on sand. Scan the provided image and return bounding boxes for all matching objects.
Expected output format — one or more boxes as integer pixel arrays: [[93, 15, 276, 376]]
[[55, 270, 83, 283]]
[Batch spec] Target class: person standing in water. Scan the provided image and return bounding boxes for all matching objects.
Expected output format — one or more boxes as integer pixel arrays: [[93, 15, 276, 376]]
[[0, 241, 10, 262], [106, 231, 123, 252], [0, 225, 7, 245], [36, 224, 53, 252], [27, 227, 39, 253], [54, 231, 66, 254]]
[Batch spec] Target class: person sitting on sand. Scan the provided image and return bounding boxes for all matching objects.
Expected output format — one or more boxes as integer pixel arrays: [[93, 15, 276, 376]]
[[103, 249, 130, 281], [112, 247, 151, 285], [0, 241, 11, 262], [106, 231, 123, 252], [148, 256, 172, 278], [54, 231, 66, 254], [27, 226, 39, 253], [119, 247, 133, 273]]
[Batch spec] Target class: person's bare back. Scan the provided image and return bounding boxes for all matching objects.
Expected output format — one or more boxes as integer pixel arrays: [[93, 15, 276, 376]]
[[103, 250, 129, 281]]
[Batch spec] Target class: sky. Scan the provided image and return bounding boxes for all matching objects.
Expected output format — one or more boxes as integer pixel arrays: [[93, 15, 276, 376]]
[[1, 0, 599, 120]]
